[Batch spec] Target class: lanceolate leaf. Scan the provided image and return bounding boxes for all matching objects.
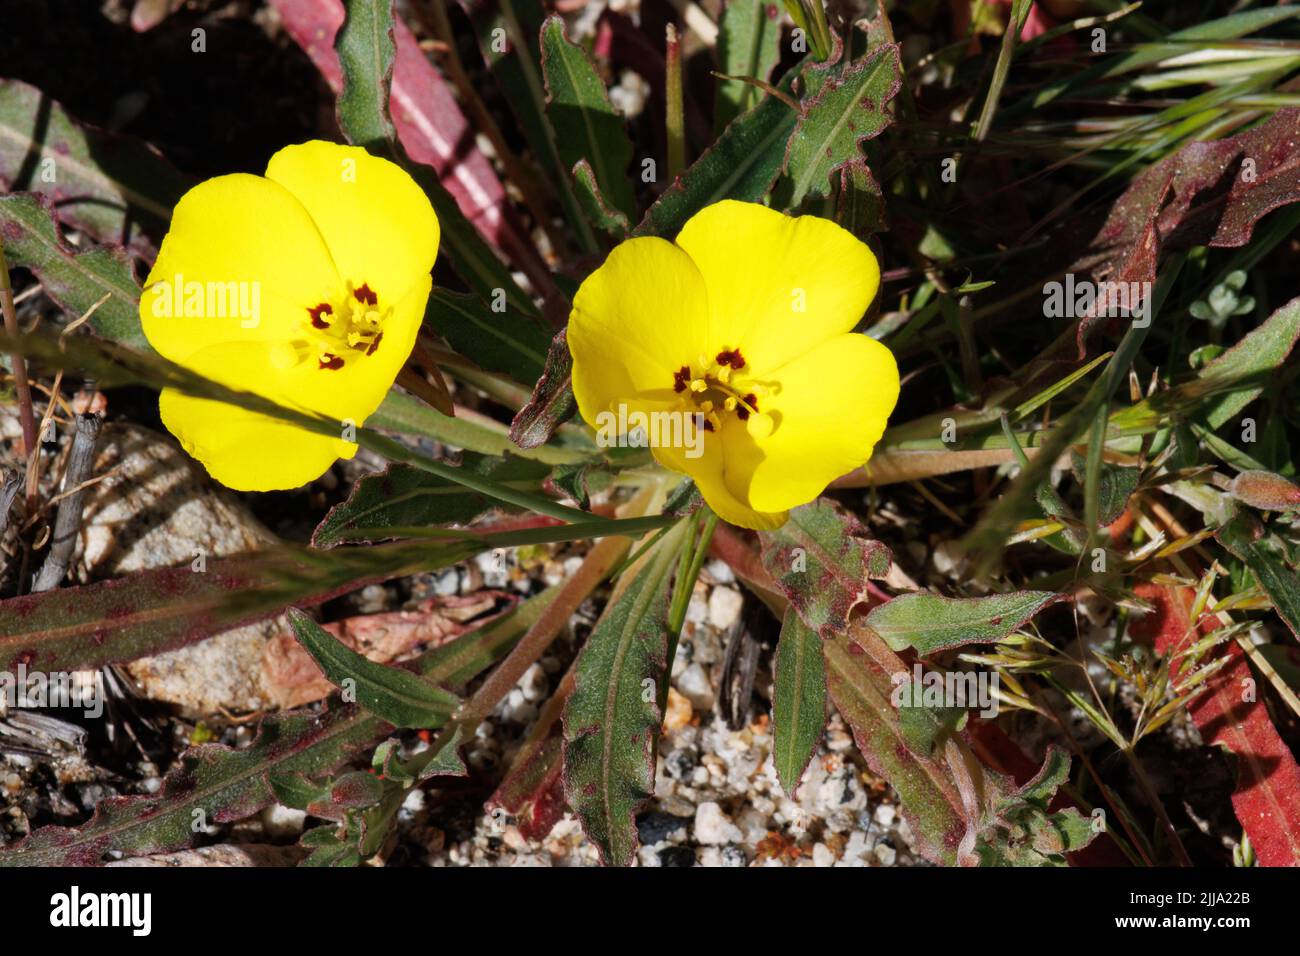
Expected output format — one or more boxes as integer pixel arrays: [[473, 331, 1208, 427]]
[[287, 609, 460, 727], [759, 498, 892, 637], [428, 287, 551, 385], [772, 608, 827, 796], [510, 329, 579, 450], [540, 15, 637, 222], [562, 522, 687, 866], [635, 78, 798, 238], [783, 43, 901, 208], [312, 455, 552, 548], [714, 0, 784, 132], [0, 705, 378, 867], [0, 79, 189, 254], [0, 193, 148, 349], [866, 591, 1063, 655]]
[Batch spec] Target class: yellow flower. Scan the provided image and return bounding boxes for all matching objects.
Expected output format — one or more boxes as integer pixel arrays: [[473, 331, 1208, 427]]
[[140, 141, 439, 491], [568, 200, 899, 530]]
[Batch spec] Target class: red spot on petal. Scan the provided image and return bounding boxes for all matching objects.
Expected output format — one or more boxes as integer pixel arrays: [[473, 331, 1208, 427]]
[[353, 283, 377, 305], [672, 365, 691, 393], [318, 353, 344, 370], [365, 332, 384, 356], [703, 420, 715, 432]]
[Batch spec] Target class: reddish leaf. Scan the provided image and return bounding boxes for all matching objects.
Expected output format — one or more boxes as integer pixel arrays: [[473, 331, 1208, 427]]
[[1131, 582, 1300, 867]]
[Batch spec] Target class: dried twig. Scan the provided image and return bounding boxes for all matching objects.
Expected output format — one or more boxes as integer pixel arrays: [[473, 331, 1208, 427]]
[[0, 243, 39, 463], [32, 410, 102, 593]]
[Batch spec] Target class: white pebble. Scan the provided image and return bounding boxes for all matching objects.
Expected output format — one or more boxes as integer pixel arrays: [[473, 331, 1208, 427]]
[[694, 801, 743, 845]]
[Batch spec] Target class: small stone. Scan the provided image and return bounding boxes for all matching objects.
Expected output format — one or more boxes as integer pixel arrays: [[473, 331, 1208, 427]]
[[694, 801, 743, 845], [518, 663, 549, 703], [663, 687, 693, 731], [874, 842, 897, 866], [260, 803, 306, 839], [873, 803, 896, 828], [658, 845, 696, 867], [812, 842, 835, 867], [676, 662, 714, 711], [707, 586, 744, 630], [704, 559, 735, 584], [636, 811, 691, 846], [664, 747, 696, 780]]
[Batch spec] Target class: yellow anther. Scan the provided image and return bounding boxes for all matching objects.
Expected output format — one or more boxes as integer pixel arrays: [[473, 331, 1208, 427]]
[[723, 396, 737, 411], [690, 378, 708, 393]]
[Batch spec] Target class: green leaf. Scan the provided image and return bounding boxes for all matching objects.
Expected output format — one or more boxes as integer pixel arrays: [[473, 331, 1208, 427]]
[[571, 158, 630, 237], [562, 521, 687, 865], [635, 75, 798, 238], [759, 499, 892, 637], [540, 15, 636, 222], [772, 608, 826, 796], [335, 0, 398, 149], [895, 676, 969, 756], [714, 0, 783, 132], [428, 287, 550, 385], [783, 43, 900, 207], [0, 193, 148, 348], [312, 454, 551, 547], [836, 158, 887, 239], [287, 608, 460, 728], [866, 591, 1062, 655], [0, 79, 188, 254]]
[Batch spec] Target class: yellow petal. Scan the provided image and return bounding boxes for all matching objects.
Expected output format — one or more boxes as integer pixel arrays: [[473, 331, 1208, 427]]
[[651, 440, 787, 531], [568, 236, 710, 428], [720, 332, 899, 513], [141, 173, 340, 364], [675, 200, 880, 373], [265, 141, 438, 304], [158, 341, 357, 492]]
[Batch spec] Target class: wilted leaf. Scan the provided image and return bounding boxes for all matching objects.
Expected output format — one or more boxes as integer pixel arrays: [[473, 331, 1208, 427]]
[[510, 329, 578, 449], [571, 158, 630, 237]]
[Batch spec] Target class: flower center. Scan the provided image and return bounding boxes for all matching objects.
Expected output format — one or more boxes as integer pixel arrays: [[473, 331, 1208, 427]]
[[291, 281, 390, 372], [671, 347, 773, 438]]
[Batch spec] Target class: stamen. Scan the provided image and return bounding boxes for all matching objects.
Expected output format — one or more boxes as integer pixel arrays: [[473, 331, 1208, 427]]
[[690, 378, 708, 393], [366, 332, 384, 356], [308, 303, 333, 329], [319, 353, 345, 371]]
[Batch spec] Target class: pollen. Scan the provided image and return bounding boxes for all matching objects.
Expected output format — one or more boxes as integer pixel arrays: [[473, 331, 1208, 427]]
[[670, 347, 765, 434]]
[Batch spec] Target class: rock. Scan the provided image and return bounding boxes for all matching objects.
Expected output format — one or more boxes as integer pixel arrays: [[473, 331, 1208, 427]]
[[260, 803, 306, 839], [707, 585, 744, 630], [812, 842, 835, 867], [658, 845, 695, 867], [676, 663, 714, 711], [694, 801, 742, 845], [636, 810, 691, 845], [663, 687, 693, 731]]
